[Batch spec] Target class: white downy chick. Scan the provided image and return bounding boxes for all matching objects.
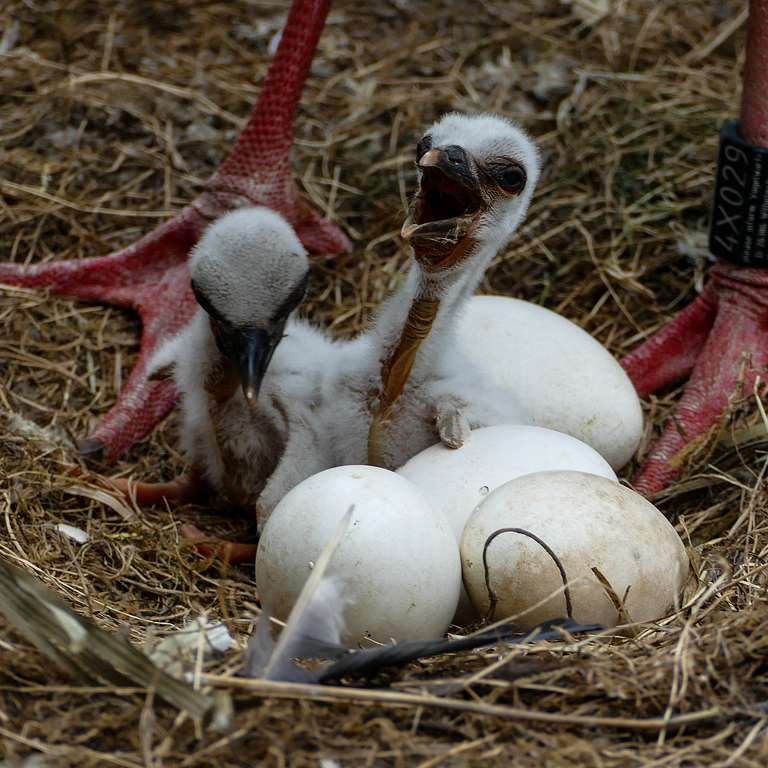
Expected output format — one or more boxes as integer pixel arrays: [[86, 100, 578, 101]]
[[151, 207, 342, 523], [329, 113, 541, 469]]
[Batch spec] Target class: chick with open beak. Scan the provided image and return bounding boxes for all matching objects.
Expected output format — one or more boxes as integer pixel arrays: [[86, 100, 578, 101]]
[[401, 143, 484, 258], [367, 113, 539, 467]]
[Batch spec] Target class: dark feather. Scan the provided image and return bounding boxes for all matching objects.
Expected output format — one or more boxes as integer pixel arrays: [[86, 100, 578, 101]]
[[312, 618, 600, 682]]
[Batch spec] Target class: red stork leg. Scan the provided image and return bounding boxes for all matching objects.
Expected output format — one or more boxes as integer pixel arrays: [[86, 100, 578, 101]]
[[202, 0, 349, 255], [622, 0, 768, 495], [0, 0, 349, 462], [625, 265, 768, 494]]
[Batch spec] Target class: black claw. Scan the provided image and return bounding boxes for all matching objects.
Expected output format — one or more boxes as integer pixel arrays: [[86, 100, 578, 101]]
[[77, 437, 105, 460]]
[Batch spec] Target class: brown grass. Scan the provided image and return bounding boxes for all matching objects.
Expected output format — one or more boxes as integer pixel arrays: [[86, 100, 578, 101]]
[[2, 0, 768, 765]]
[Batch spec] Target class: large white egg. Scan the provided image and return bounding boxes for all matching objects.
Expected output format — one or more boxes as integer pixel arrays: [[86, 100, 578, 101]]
[[255, 465, 461, 644], [398, 424, 617, 542], [461, 471, 689, 628], [457, 296, 643, 470]]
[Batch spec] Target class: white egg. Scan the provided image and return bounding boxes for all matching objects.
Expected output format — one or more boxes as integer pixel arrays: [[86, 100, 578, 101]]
[[461, 471, 689, 628], [255, 465, 461, 644], [398, 424, 617, 542], [456, 295, 643, 470]]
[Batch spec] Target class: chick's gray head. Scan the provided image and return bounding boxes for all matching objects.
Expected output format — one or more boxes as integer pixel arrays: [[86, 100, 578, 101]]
[[190, 207, 309, 405], [403, 113, 540, 260]]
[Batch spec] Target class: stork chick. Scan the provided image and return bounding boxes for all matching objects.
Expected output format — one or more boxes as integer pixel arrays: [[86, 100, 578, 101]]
[[358, 113, 541, 468], [134, 207, 337, 525]]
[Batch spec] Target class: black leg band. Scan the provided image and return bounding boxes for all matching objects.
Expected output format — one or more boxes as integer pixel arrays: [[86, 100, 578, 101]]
[[709, 120, 768, 267]]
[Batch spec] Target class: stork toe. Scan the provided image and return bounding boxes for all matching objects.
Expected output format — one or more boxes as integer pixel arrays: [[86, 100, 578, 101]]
[[293, 210, 351, 256], [633, 305, 768, 496], [621, 284, 718, 398]]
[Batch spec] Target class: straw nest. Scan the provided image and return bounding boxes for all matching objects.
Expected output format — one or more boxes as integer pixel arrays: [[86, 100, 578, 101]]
[[2, 0, 767, 765]]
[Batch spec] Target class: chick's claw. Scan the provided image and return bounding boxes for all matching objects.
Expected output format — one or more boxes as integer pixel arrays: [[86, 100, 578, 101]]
[[180, 524, 258, 565], [108, 474, 209, 507], [436, 398, 471, 449]]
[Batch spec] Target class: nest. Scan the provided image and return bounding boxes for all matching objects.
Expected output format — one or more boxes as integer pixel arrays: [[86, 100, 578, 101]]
[[2, 0, 767, 764]]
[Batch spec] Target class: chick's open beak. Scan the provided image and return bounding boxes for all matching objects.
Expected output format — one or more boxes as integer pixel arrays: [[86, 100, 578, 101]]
[[402, 145, 485, 243]]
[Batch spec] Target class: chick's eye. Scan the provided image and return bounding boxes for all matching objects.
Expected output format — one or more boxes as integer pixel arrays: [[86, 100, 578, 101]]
[[498, 164, 526, 193], [416, 134, 432, 160], [210, 319, 233, 357]]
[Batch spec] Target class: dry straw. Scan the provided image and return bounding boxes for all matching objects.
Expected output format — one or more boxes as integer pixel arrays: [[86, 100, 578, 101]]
[[2, 0, 767, 765]]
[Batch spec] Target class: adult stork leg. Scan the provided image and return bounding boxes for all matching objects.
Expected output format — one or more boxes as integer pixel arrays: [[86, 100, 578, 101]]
[[622, 0, 768, 495], [0, 0, 349, 462]]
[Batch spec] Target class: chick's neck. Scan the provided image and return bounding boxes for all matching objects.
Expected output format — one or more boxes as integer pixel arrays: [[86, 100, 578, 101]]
[[367, 236, 497, 465]]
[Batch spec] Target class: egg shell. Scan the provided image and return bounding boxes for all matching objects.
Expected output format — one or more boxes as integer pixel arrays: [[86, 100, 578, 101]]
[[398, 424, 617, 542], [456, 295, 643, 470], [255, 465, 461, 644], [461, 471, 689, 628]]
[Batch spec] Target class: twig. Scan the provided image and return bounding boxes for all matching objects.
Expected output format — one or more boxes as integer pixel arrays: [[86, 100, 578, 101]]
[[201, 674, 722, 732]]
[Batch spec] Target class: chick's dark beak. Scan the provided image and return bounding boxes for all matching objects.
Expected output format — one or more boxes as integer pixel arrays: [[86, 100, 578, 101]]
[[212, 323, 282, 407], [238, 328, 281, 407]]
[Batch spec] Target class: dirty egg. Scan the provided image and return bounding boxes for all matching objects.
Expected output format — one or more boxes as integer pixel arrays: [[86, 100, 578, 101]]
[[460, 471, 690, 628], [398, 425, 617, 624]]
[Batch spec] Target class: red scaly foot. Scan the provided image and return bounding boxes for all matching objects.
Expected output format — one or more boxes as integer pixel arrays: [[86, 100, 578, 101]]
[[0, 0, 349, 462], [622, 262, 768, 495]]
